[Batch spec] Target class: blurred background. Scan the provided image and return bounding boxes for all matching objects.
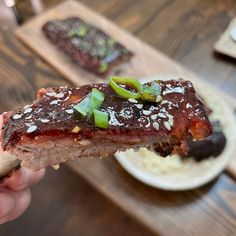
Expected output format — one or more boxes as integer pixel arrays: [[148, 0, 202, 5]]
[[0, 0, 236, 235]]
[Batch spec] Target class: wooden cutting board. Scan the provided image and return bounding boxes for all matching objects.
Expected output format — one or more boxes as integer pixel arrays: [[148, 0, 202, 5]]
[[214, 17, 236, 59], [15, 1, 236, 234], [15, 0, 236, 176]]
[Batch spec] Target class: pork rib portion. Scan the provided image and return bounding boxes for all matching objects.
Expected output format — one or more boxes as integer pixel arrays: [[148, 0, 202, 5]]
[[1, 79, 212, 170], [42, 17, 133, 77]]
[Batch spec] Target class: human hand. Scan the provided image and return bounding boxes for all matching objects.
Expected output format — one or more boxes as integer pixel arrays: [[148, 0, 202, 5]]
[[0, 114, 45, 224], [0, 168, 45, 224]]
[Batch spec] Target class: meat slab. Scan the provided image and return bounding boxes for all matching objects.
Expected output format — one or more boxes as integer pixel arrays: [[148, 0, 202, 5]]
[[1, 79, 212, 170], [42, 17, 133, 77]]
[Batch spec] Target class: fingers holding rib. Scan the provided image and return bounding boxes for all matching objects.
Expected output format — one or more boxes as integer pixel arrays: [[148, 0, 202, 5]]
[[5, 168, 45, 191]]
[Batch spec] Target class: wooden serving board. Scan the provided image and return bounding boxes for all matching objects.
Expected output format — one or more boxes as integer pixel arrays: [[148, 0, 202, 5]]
[[15, 1, 236, 234], [15, 0, 236, 176], [214, 17, 236, 59]]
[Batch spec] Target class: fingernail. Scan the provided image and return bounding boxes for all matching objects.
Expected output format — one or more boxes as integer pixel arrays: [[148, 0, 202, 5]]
[[0, 193, 15, 218]]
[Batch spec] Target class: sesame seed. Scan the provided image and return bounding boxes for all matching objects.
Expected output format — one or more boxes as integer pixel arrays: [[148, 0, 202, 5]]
[[169, 118, 174, 126], [164, 121, 171, 131], [166, 114, 174, 126], [50, 100, 59, 105], [161, 100, 168, 105], [158, 113, 166, 118], [47, 92, 57, 97], [40, 118, 50, 123], [143, 110, 151, 115], [153, 122, 159, 130], [186, 103, 192, 109], [13, 114, 22, 120], [25, 115, 32, 120], [163, 87, 185, 95], [134, 104, 143, 109], [55, 93, 64, 98], [151, 114, 158, 120], [128, 98, 138, 103], [24, 108, 32, 114], [65, 109, 74, 114], [23, 105, 31, 109], [27, 125, 37, 133]]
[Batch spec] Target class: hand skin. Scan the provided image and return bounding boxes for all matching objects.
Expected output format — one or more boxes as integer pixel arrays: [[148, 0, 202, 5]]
[[0, 168, 45, 224], [0, 114, 45, 224]]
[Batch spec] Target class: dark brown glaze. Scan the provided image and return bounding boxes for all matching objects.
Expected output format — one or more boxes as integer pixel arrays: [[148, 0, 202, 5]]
[[1, 79, 212, 151], [42, 17, 133, 77]]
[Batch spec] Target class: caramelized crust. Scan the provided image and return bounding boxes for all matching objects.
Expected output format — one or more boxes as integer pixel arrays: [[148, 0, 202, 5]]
[[1, 79, 212, 158]]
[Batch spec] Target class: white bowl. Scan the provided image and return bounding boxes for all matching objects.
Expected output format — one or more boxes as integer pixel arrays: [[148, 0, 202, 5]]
[[116, 75, 236, 190]]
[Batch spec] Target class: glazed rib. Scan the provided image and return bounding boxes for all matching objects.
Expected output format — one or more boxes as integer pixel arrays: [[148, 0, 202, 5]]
[[1, 79, 212, 170], [42, 17, 133, 77]]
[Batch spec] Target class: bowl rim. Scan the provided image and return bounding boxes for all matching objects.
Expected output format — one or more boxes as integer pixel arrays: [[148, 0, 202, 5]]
[[115, 75, 236, 191]]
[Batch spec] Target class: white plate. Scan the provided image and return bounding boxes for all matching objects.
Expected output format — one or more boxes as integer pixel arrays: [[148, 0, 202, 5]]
[[116, 75, 236, 190]]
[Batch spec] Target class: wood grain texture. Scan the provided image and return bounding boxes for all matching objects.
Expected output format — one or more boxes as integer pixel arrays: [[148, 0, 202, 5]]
[[0, 166, 155, 236], [67, 158, 236, 236], [16, 0, 179, 86], [135, 0, 236, 98], [1, 0, 236, 235], [15, 0, 236, 178]]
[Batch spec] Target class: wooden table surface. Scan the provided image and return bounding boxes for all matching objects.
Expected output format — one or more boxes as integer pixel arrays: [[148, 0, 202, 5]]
[[0, 0, 236, 235]]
